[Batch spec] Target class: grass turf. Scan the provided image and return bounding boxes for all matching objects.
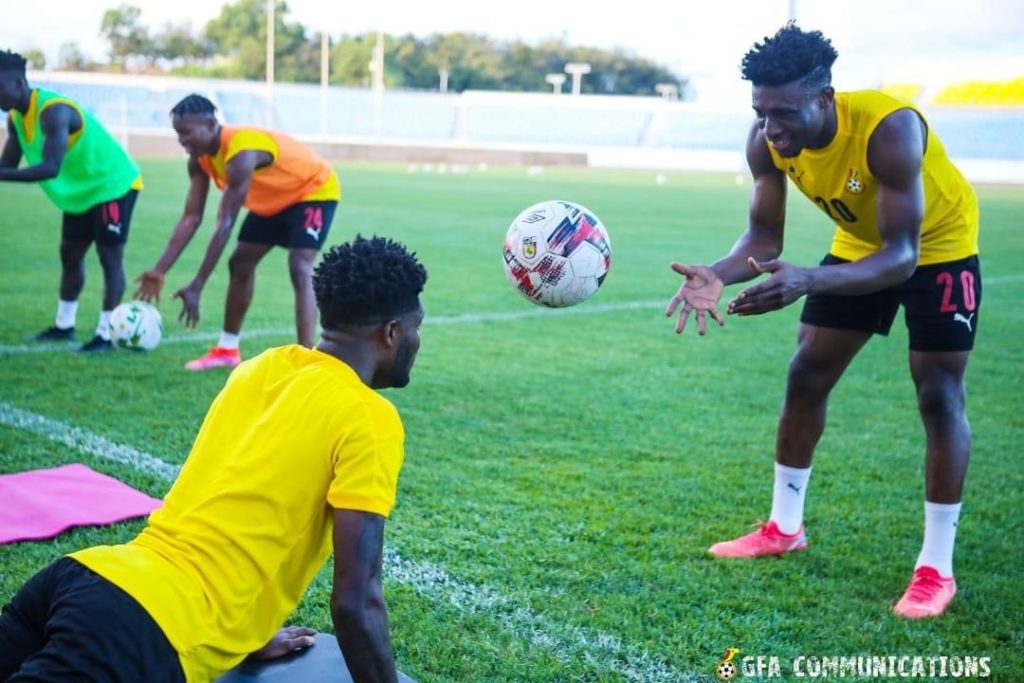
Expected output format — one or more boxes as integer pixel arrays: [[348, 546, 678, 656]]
[[1, 160, 1021, 681]]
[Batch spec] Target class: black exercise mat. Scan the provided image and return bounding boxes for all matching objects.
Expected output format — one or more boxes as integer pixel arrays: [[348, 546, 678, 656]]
[[216, 633, 417, 682]]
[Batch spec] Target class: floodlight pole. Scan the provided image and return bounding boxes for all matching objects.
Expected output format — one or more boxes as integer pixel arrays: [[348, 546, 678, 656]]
[[369, 32, 385, 93], [545, 73, 566, 94], [369, 32, 384, 136], [266, 0, 275, 123], [439, 68, 449, 94], [320, 31, 329, 137], [564, 62, 591, 96]]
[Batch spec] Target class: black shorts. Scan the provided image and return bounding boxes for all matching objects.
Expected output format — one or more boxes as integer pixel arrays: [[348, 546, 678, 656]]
[[238, 200, 337, 250], [801, 254, 982, 352], [62, 189, 138, 246], [0, 557, 184, 683]]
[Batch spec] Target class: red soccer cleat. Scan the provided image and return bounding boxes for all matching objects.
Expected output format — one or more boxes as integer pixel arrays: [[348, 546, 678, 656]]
[[185, 346, 241, 371], [893, 566, 957, 619], [708, 520, 808, 558]]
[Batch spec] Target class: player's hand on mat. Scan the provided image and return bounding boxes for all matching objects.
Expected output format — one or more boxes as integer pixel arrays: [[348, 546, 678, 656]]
[[666, 263, 725, 335], [728, 257, 809, 315], [134, 270, 165, 304], [247, 626, 317, 661], [174, 281, 202, 328]]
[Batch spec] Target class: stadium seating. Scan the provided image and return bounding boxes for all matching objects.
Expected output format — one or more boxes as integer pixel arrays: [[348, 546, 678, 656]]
[[462, 100, 651, 146], [932, 78, 1024, 107], [22, 72, 1024, 162], [658, 109, 754, 150]]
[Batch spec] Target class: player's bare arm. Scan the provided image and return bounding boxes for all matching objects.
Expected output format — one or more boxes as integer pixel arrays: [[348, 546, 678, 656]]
[[330, 509, 398, 683], [0, 117, 22, 169], [135, 156, 210, 304], [729, 109, 924, 316], [173, 150, 264, 327], [191, 150, 260, 285], [714, 124, 788, 283], [0, 103, 77, 182], [666, 123, 786, 334]]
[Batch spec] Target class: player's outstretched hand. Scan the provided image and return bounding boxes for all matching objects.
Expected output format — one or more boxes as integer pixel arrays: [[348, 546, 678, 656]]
[[665, 263, 725, 335], [728, 257, 809, 315], [246, 626, 317, 661], [173, 282, 202, 328], [134, 270, 165, 304]]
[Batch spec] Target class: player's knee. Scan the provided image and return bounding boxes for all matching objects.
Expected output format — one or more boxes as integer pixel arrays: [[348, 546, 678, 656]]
[[785, 351, 838, 398], [785, 368, 826, 402], [288, 256, 314, 287], [60, 254, 84, 271], [59, 242, 87, 267], [916, 378, 965, 421], [228, 251, 257, 279], [96, 246, 124, 272]]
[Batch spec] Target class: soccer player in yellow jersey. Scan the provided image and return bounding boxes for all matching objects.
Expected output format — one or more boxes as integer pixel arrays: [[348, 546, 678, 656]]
[[135, 93, 341, 371], [666, 24, 980, 619], [1, 236, 426, 682]]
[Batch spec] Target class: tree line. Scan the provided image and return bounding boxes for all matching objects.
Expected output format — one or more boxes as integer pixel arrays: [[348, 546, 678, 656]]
[[32, 0, 685, 96]]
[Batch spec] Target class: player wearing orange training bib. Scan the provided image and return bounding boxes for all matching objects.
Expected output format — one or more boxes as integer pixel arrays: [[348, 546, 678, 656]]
[[136, 94, 341, 371]]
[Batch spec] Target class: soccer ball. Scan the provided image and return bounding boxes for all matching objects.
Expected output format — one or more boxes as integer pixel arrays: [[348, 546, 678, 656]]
[[716, 661, 737, 681], [109, 301, 163, 351], [502, 200, 612, 307]]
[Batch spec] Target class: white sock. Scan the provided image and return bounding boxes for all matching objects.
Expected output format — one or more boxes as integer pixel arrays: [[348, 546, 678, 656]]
[[55, 299, 78, 329], [769, 463, 812, 535], [915, 501, 961, 577], [96, 311, 112, 341], [218, 331, 240, 350]]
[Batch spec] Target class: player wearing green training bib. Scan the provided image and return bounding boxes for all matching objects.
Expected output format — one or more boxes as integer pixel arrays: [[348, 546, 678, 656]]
[[0, 49, 143, 352]]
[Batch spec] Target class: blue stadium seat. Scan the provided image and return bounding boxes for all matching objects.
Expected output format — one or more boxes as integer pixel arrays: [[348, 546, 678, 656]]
[[463, 103, 650, 146], [23, 77, 1024, 161]]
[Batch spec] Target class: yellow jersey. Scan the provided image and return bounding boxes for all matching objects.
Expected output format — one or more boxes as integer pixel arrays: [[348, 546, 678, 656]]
[[71, 346, 405, 682], [767, 90, 979, 265]]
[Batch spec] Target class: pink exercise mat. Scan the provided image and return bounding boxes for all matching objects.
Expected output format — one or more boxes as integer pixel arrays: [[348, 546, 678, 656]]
[[0, 463, 162, 544]]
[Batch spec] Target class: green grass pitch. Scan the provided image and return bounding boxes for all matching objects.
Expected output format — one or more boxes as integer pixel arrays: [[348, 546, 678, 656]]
[[1, 159, 1021, 681]]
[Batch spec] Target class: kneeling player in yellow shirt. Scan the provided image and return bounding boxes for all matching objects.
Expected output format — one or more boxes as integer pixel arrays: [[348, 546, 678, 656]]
[[1, 235, 427, 683]]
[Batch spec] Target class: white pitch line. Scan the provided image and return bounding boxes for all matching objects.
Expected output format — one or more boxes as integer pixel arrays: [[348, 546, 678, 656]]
[[0, 402, 180, 480], [0, 400, 690, 683], [3, 273, 1022, 356], [5, 271, 1022, 357], [0, 300, 664, 355], [385, 549, 698, 683]]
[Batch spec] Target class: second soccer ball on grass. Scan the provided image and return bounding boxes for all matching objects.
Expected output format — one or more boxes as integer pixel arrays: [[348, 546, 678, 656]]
[[109, 300, 163, 351]]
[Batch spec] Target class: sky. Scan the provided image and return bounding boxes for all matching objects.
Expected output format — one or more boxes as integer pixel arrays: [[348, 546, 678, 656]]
[[3, 0, 1023, 102]]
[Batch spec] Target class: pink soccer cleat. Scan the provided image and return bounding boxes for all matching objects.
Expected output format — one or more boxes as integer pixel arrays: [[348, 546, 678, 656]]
[[185, 346, 241, 371], [708, 520, 808, 558], [893, 566, 957, 619]]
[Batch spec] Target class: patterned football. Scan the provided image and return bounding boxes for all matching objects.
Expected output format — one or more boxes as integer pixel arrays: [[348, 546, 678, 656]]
[[502, 200, 612, 308]]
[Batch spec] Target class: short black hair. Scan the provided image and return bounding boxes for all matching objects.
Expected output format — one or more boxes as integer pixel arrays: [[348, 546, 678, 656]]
[[314, 235, 427, 328], [0, 50, 27, 76], [170, 93, 217, 117], [741, 23, 838, 91]]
